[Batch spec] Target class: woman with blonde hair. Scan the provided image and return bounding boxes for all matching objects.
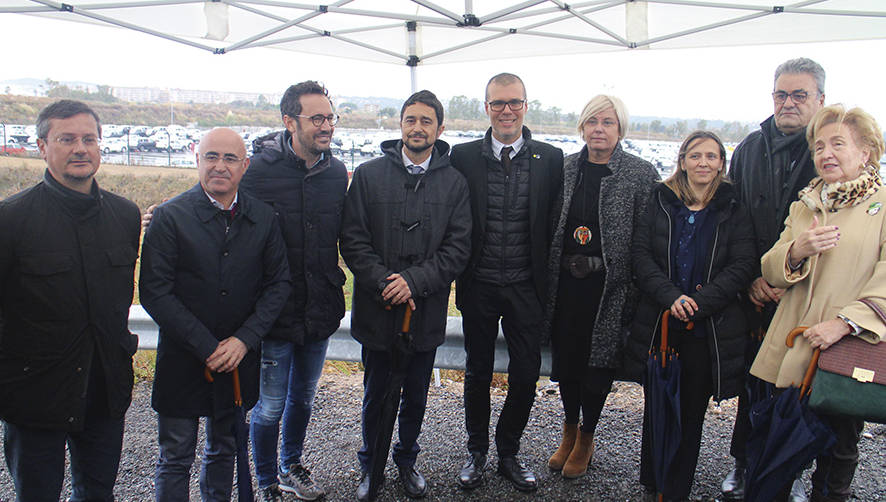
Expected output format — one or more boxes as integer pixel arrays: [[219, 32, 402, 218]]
[[625, 131, 757, 500], [545, 95, 659, 478], [750, 104, 886, 501]]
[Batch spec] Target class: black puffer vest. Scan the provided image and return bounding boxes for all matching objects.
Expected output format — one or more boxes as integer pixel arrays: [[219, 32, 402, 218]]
[[474, 151, 532, 285]]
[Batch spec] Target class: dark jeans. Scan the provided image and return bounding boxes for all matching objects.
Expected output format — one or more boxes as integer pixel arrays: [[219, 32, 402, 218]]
[[640, 333, 713, 500], [155, 410, 236, 502], [461, 280, 542, 458], [358, 346, 437, 472], [559, 367, 616, 433], [250, 337, 329, 488], [3, 413, 124, 502]]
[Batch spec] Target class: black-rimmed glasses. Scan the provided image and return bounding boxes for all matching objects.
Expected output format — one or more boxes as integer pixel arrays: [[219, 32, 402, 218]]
[[487, 99, 526, 112], [295, 114, 339, 127]]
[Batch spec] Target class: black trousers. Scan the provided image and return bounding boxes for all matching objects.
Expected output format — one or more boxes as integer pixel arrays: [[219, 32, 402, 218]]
[[461, 280, 542, 458], [358, 346, 437, 473], [640, 332, 713, 500]]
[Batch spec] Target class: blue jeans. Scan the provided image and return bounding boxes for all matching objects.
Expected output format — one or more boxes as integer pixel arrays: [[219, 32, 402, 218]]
[[155, 411, 236, 502], [3, 414, 124, 502], [250, 337, 329, 488]]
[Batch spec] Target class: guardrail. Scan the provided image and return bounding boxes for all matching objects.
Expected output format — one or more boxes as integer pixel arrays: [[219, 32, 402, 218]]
[[130, 306, 553, 376]]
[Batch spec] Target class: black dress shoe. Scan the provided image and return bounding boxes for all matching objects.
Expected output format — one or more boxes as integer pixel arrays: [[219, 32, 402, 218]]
[[398, 465, 428, 499], [356, 472, 383, 502], [457, 453, 486, 489], [720, 461, 746, 501], [497, 456, 537, 492]]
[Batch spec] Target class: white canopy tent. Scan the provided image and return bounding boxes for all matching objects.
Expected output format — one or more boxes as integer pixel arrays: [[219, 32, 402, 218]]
[[3, 0, 886, 92]]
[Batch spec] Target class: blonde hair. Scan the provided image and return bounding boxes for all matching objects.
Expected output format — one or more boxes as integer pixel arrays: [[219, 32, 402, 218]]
[[576, 95, 628, 140], [664, 130, 728, 207], [807, 104, 885, 169]]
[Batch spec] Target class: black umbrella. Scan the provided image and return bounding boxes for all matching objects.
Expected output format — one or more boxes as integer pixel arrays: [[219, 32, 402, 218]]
[[205, 366, 254, 502], [367, 306, 414, 501], [744, 327, 835, 502], [644, 310, 684, 502]]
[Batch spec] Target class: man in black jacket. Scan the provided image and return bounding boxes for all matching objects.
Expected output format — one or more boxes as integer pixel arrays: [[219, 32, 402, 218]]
[[722, 57, 825, 502], [140, 127, 290, 501], [243, 81, 349, 501], [450, 74, 563, 492], [341, 90, 471, 501], [0, 100, 140, 501]]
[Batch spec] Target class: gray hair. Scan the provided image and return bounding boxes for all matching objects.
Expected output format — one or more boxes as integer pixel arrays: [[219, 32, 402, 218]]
[[774, 58, 826, 95], [576, 95, 629, 140], [36, 99, 102, 139]]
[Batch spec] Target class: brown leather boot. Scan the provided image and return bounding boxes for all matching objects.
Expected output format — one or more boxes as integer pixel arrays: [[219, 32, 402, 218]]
[[561, 429, 594, 478], [547, 423, 578, 471]]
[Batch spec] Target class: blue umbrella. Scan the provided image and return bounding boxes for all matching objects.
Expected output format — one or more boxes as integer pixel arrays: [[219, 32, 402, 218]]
[[744, 327, 835, 502], [643, 310, 684, 501], [205, 367, 254, 502]]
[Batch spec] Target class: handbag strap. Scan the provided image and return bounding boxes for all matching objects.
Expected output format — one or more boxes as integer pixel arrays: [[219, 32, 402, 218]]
[[859, 297, 886, 325]]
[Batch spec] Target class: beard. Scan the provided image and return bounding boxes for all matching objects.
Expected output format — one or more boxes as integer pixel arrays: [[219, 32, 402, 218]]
[[404, 135, 433, 154], [295, 124, 332, 157]]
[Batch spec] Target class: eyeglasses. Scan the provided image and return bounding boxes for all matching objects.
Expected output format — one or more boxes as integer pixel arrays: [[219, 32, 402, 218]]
[[772, 90, 811, 104], [487, 99, 526, 112], [201, 152, 245, 167], [295, 114, 339, 127], [53, 135, 100, 148]]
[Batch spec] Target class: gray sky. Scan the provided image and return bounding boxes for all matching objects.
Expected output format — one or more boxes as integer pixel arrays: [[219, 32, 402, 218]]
[[4, 14, 886, 124]]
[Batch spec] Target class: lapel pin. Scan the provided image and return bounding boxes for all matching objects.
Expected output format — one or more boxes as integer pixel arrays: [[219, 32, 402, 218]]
[[868, 202, 882, 215]]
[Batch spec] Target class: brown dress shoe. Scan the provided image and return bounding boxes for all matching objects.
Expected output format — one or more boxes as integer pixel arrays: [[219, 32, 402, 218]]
[[548, 422, 578, 471], [561, 429, 594, 478]]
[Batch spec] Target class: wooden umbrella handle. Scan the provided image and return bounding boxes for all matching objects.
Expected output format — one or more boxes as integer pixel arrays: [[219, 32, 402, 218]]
[[204, 366, 243, 406], [785, 326, 818, 398], [401, 307, 412, 334]]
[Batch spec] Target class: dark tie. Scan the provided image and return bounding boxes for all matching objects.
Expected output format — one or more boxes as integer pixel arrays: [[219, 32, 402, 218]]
[[500, 146, 513, 176], [407, 165, 423, 175]]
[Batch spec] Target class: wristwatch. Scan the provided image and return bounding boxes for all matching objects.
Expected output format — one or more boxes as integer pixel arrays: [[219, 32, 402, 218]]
[[837, 314, 863, 336]]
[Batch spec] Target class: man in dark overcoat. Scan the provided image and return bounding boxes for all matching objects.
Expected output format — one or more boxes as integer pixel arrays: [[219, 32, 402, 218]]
[[341, 90, 471, 501], [449, 73, 563, 492], [140, 127, 290, 500], [721, 58, 826, 502], [0, 99, 140, 501]]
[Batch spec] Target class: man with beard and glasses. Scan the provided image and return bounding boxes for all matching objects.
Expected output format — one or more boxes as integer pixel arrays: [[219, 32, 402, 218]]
[[340, 90, 471, 501], [0, 100, 141, 500], [242, 81, 349, 501]]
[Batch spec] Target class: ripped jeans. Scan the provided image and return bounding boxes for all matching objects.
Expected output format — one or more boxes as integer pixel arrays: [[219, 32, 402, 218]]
[[249, 337, 329, 488]]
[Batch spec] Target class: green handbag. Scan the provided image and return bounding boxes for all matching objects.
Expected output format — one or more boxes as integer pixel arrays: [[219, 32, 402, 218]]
[[808, 298, 886, 423]]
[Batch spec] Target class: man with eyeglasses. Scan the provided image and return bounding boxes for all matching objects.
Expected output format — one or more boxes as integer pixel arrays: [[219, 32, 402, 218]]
[[341, 89, 471, 501], [241, 81, 349, 501], [140, 127, 290, 500], [722, 57, 826, 502], [450, 73, 563, 493], [0, 100, 141, 500]]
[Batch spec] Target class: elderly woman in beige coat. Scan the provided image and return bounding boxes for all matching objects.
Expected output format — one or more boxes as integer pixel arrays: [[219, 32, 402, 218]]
[[750, 104, 886, 502]]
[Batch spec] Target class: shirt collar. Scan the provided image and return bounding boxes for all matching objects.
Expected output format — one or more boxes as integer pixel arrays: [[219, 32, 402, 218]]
[[204, 190, 238, 210], [401, 146, 433, 173], [490, 133, 525, 161]]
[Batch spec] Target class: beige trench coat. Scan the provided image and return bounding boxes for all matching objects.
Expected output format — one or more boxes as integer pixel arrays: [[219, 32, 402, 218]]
[[750, 179, 886, 388]]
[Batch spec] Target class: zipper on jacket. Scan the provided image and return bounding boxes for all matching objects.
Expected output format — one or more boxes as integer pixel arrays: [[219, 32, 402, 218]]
[[649, 191, 674, 353], [706, 221, 722, 401], [501, 169, 510, 280]]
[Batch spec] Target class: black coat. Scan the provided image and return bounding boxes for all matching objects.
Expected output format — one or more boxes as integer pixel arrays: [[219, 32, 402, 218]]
[[0, 171, 140, 431], [243, 131, 348, 345], [450, 127, 563, 306], [140, 185, 290, 417], [340, 139, 471, 352], [624, 183, 756, 401]]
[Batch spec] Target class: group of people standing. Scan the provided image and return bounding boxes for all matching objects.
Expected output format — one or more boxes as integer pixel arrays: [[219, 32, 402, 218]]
[[0, 55, 881, 502]]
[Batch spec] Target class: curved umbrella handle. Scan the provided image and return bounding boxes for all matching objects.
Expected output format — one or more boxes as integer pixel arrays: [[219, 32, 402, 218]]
[[401, 306, 412, 334], [660, 310, 670, 368], [785, 326, 819, 398], [203, 366, 243, 406]]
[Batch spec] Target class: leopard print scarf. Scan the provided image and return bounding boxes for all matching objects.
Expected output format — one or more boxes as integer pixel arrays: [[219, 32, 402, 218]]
[[799, 165, 882, 212]]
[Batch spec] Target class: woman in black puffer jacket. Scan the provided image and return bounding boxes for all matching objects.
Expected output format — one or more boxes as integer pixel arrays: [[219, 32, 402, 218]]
[[624, 131, 756, 501]]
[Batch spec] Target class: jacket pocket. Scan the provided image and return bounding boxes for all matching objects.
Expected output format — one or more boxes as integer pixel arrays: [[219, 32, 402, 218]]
[[105, 245, 138, 312], [18, 252, 75, 321]]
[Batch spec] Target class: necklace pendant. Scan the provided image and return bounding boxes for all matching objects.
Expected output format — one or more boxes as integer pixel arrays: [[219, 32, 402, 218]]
[[573, 226, 592, 245], [688, 214, 695, 224]]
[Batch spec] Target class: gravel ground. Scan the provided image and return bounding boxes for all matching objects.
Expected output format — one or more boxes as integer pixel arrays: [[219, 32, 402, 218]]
[[0, 372, 883, 501]]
